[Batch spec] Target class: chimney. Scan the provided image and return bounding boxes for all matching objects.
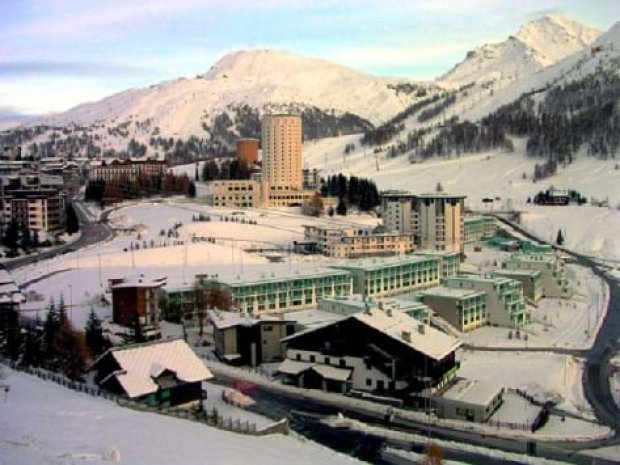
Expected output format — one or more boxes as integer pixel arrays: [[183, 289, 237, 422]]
[[386, 308, 392, 317], [401, 330, 411, 342], [418, 324, 425, 335]]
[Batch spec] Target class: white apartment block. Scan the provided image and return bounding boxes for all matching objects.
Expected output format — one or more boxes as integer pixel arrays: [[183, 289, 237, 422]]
[[303, 224, 414, 258], [382, 192, 466, 253]]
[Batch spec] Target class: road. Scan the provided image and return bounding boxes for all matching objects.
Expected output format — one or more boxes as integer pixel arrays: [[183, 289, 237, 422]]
[[3, 199, 114, 272], [492, 214, 620, 436]]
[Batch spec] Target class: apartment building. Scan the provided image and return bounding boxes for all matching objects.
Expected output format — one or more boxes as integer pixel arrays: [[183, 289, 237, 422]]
[[416, 287, 488, 332], [463, 215, 498, 244], [381, 192, 466, 253], [89, 158, 166, 183], [200, 268, 354, 314], [303, 224, 414, 258], [492, 269, 543, 303], [444, 275, 529, 327], [209, 179, 261, 208], [318, 294, 432, 323], [413, 250, 461, 280], [1, 177, 65, 233], [330, 254, 442, 298], [503, 253, 571, 298], [261, 114, 303, 190]]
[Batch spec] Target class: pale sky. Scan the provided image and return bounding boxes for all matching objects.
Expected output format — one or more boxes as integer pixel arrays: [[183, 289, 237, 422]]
[[0, 0, 618, 116]]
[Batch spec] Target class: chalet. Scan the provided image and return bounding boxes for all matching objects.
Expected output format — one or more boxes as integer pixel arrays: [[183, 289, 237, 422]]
[[90, 338, 213, 408], [278, 307, 461, 404], [208, 310, 296, 366]]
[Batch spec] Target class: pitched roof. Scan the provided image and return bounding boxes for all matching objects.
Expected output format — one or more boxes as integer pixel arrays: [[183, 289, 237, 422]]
[[283, 308, 461, 361], [93, 338, 213, 398], [352, 309, 462, 361]]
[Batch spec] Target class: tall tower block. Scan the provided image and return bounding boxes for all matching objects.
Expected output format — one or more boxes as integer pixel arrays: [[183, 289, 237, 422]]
[[261, 114, 303, 190]]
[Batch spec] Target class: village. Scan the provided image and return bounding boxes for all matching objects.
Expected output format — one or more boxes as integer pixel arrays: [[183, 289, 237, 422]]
[[0, 115, 615, 465]]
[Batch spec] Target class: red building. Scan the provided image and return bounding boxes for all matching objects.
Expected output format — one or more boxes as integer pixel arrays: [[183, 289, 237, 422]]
[[110, 275, 166, 340]]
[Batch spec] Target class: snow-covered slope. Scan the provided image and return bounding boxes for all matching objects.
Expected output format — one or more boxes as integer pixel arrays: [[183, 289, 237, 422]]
[[35, 50, 440, 137], [305, 136, 620, 260], [440, 14, 600, 85]]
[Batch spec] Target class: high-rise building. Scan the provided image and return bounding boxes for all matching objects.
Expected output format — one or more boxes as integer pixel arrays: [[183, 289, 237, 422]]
[[381, 192, 466, 253], [261, 114, 303, 190]]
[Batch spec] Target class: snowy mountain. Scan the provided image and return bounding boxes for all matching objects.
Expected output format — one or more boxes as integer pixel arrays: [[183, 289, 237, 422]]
[[440, 14, 600, 85], [34, 50, 441, 139]]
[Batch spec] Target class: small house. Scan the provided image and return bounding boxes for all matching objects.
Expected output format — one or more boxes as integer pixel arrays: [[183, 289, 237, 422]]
[[90, 338, 213, 408]]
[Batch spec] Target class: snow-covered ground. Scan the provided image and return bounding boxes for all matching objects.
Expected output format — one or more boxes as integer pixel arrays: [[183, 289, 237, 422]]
[[458, 350, 589, 418], [11, 200, 378, 329], [0, 367, 364, 465], [462, 263, 608, 350]]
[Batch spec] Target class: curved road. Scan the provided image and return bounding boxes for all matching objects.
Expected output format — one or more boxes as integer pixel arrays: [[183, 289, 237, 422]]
[[492, 215, 620, 437], [3, 199, 114, 272]]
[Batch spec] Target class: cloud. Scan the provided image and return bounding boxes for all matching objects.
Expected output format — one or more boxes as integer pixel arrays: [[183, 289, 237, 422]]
[[0, 61, 155, 78]]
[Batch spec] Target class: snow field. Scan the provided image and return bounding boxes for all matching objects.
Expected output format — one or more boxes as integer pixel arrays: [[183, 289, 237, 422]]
[[0, 368, 364, 465]]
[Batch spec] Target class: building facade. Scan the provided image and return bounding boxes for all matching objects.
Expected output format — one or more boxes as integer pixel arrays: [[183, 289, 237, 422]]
[[201, 268, 354, 314], [381, 192, 466, 253], [416, 287, 488, 332], [278, 307, 461, 400], [261, 114, 303, 190], [1, 183, 65, 233], [209, 179, 261, 208], [464, 215, 498, 244], [89, 158, 166, 183], [492, 270, 543, 303], [236, 138, 259, 168], [109, 276, 167, 339], [444, 275, 529, 327], [209, 310, 296, 366], [303, 224, 415, 258], [503, 253, 571, 298], [434, 378, 504, 423], [330, 255, 442, 298]]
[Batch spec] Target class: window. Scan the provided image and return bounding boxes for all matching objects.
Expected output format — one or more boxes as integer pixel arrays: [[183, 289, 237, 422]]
[[296, 353, 301, 361], [324, 357, 330, 365], [310, 355, 316, 363], [339, 359, 346, 368], [366, 378, 372, 387]]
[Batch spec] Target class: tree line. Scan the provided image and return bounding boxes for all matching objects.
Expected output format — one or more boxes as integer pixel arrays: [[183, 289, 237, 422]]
[[320, 174, 380, 211], [1, 298, 110, 381]]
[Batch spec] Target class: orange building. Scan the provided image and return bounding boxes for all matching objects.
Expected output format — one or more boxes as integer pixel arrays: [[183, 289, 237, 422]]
[[236, 138, 259, 168]]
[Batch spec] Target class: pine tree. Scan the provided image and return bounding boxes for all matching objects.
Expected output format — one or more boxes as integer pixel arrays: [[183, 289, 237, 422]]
[[188, 181, 196, 198], [42, 298, 59, 366], [3, 219, 20, 254], [85, 307, 108, 357], [66, 203, 80, 234], [336, 197, 347, 216], [0, 305, 22, 360], [556, 229, 565, 246], [22, 324, 43, 367]]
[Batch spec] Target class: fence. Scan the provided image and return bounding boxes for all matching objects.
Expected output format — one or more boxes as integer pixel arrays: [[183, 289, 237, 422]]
[[1, 360, 288, 436]]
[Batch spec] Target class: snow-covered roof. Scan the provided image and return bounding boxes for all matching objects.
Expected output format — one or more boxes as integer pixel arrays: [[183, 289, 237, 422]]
[[417, 287, 484, 299], [277, 359, 351, 382], [208, 310, 295, 330], [212, 267, 351, 287], [439, 378, 504, 407], [330, 254, 438, 271], [283, 308, 461, 361], [94, 338, 213, 398], [312, 364, 351, 382], [352, 308, 462, 361]]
